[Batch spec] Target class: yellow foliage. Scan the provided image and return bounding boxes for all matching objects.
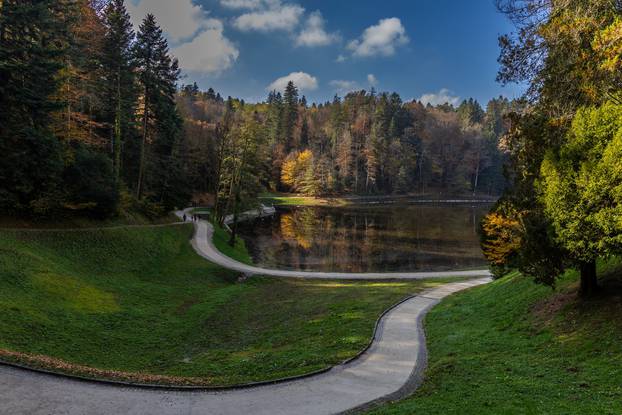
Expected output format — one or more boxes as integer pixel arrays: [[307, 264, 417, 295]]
[[281, 159, 297, 187], [481, 212, 522, 266], [593, 17, 622, 73], [280, 150, 314, 191]]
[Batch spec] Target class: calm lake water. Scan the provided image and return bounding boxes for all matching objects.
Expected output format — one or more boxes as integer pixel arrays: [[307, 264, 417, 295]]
[[236, 203, 492, 273]]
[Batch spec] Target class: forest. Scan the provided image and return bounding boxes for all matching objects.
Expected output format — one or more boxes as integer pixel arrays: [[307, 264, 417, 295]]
[[0, 0, 512, 223], [177, 84, 513, 204]]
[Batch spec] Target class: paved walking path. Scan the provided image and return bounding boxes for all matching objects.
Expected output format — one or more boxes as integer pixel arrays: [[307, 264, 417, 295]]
[[178, 209, 491, 280], [0, 278, 490, 415]]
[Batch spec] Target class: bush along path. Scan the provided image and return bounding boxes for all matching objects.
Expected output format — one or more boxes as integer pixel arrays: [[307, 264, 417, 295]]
[[1, 278, 491, 415], [176, 208, 492, 280]]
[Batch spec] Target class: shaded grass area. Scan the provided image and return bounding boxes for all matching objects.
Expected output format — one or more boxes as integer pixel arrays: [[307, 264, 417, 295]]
[[0, 225, 446, 386], [368, 263, 622, 414], [0, 210, 180, 230]]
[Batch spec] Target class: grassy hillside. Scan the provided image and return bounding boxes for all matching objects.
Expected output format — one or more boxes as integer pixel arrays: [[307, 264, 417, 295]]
[[0, 225, 447, 386], [368, 264, 622, 414]]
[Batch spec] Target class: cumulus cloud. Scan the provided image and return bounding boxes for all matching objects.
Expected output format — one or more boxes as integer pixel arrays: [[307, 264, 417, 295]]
[[172, 20, 239, 74], [127, 0, 208, 42], [347, 17, 409, 58], [418, 89, 461, 107], [330, 80, 360, 94], [127, 0, 239, 75], [267, 71, 319, 92], [367, 74, 378, 86], [233, 4, 304, 32], [336, 54, 347, 63], [295, 11, 339, 47]]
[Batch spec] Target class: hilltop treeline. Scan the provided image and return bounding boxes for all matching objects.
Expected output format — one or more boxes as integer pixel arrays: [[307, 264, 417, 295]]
[[178, 84, 516, 221]]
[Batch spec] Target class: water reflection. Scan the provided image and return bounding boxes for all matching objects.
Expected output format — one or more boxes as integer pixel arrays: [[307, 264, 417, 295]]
[[237, 204, 491, 273]]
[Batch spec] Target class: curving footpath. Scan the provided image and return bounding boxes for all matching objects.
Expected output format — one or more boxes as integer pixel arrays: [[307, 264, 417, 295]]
[[1, 278, 490, 415], [178, 209, 491, 280]]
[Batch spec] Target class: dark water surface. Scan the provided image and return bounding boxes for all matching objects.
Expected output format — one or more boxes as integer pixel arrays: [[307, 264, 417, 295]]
[[236, 203, 492, 273]]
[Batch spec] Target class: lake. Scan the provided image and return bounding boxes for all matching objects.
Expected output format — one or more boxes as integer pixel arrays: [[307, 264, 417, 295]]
[[236, 203, 492, 273]]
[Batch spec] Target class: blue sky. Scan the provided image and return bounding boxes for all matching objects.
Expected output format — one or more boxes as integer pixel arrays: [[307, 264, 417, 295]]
[[127, 0, 525, 105]]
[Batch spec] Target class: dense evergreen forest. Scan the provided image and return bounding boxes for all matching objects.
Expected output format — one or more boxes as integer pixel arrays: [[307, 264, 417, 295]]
[[0, 0, 512, 222], [1, 0, 186, 218]]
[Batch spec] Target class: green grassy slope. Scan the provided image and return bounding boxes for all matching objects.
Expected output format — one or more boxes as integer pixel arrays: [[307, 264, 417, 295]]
[[368, 265, 622, 414], [211, 223, 253, 265], [0, 225, 445, 386]]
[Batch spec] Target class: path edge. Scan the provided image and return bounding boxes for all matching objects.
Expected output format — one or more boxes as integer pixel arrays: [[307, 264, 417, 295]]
[[340, 279, 490, 414]]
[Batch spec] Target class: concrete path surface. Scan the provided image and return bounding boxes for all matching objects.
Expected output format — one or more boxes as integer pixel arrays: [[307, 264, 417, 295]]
[[0, 278, 490, 415], [179, 209, 491, 280]]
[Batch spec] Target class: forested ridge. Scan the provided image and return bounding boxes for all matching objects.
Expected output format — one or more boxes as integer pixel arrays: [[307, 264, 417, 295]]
[[178, 84, 514, 204], [1, 0, 512, 222]]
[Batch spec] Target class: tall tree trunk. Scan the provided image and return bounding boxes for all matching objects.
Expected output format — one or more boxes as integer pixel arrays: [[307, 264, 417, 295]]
[[113, 69, 122, 184], [228, 188, 240, 247], [136, 89, 148, 199], [579, 260, 598, 298], [473, 149, 481, 196], [213, 126, 228, 225]]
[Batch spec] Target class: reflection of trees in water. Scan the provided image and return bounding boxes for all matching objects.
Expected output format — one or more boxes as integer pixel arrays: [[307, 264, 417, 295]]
[[242, 205, 490, 272]]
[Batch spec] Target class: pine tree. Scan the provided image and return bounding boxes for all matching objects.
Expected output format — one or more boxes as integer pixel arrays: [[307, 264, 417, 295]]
[[133, 13, 185, 208], [134, 14, 166, 199], [102, 0, 137, 185], [282, 81, 299, 150]]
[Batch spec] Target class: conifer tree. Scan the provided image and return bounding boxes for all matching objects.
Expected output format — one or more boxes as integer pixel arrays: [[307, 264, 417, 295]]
[[102, 0, 137, 184], [282, 81, 299, 150]]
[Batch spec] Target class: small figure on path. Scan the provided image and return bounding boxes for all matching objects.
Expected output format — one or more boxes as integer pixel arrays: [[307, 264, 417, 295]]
[[183, 214, 187, 222]]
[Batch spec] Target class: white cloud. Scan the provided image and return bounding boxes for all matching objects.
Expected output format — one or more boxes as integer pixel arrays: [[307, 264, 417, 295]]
[[295, 11, 339, 47], [418, 89, 461, 107], [127, 0, 239, 75], [330, 80, 360, 94], [233, 4, 304, 32], [127, 0, 208, 42], [367, 74, 378, 86], [336, 54, 347, 63], [347, 17, 409, 58], [267, 71, 318, 92], [219, 0, 280, 10], [172, 21, 239, 74]]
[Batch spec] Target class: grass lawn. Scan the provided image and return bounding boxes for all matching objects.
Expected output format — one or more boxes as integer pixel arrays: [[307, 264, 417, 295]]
[[0, 224, 450, 386], [259, 192, 349, 207], [211, 223, 253, 265], [367, 263, 622, 414]]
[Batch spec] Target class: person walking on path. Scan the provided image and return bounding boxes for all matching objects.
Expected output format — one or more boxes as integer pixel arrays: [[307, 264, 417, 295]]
[[183, 214, 187, 222]]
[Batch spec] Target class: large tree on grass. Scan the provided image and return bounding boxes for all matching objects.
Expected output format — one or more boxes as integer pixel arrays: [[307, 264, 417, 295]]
[[540, 103, 622, 296], [482, 0, 622, 296]]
